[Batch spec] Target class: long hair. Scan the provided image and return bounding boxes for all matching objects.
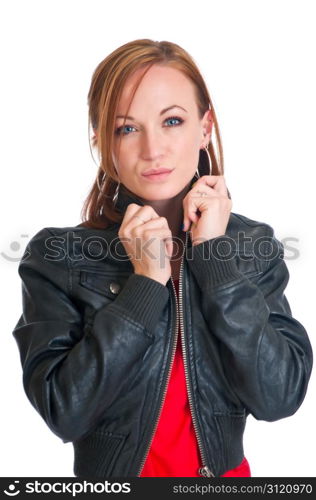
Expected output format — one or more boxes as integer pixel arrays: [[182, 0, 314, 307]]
[[81, 39, 224, 229]]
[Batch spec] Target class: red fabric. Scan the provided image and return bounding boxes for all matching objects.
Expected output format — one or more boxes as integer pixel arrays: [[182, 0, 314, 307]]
[[140, 279, 251, 477]]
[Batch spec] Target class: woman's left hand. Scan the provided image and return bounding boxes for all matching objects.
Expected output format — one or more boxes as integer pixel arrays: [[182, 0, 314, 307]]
[[182, 175, 232, 246]]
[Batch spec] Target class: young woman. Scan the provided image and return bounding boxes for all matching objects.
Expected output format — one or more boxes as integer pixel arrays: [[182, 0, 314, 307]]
[[13, 39, 313, 478]]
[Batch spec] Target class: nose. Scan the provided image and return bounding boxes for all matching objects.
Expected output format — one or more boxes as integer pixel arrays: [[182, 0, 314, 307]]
[[140, 128, 164, 161]]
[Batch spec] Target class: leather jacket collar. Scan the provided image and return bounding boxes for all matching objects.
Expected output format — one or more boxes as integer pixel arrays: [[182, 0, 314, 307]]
[[114, 184, 145, 215], [113, 176, 197, 217]]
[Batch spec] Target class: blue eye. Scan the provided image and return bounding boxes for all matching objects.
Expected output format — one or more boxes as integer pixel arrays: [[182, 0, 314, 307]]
[[115, 125, 136, 136], [165, 116, 183, 127], [114, 116, 184, 136]]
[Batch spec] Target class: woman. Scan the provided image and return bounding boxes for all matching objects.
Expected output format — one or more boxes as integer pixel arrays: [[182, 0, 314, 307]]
[[13, 39, 312, 478]]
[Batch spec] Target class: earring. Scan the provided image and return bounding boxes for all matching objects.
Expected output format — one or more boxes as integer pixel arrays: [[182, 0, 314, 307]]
[[96, 167, 106, 192], [195, 143, 212, 179], [194, 163, 200, 179], [204, 144, 212, 175], [96, 167, 121, 204], [112, 181, 120, 205]]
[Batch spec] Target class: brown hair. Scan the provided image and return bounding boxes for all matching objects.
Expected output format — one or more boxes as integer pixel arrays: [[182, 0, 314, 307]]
[[80, 39, 224, 229]]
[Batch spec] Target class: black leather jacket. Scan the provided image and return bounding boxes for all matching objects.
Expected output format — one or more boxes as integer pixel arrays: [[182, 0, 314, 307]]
[[13, 186, 313, 478]]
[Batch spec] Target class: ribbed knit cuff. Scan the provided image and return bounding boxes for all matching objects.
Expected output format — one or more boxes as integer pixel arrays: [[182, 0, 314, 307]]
[[186, 236, 243, 288], [107, 273, 170, 333]]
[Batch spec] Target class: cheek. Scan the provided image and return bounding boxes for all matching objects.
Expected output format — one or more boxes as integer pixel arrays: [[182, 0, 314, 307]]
[[177, 134, 200, 162], [177, 124, 202, 149], [112, 144, 133, 170], [181, 133, 202, 171]]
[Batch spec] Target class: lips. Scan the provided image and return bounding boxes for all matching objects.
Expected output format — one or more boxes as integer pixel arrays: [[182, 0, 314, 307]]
[[142, 167, 173, 176]]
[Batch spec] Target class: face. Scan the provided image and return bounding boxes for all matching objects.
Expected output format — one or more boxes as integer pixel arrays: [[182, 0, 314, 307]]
[[112, 64, 212, 201]]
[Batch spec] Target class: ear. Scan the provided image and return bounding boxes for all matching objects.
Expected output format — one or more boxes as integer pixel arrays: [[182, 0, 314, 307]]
[[200, 109, 213, 147]]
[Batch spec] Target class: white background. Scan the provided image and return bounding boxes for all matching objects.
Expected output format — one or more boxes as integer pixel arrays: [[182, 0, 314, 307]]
[[1, 0, 315, 477]]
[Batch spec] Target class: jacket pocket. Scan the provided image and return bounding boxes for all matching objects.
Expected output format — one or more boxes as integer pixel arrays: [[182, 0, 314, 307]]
[[79, 270, 130, 300], [73, 429, 127, 477]]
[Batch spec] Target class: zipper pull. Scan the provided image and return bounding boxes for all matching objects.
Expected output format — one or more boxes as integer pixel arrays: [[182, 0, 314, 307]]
[[198, 465, 215, 477]]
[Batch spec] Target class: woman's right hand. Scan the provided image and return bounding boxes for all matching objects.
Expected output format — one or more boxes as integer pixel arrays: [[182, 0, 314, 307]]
[[118, 203, 173, 286]]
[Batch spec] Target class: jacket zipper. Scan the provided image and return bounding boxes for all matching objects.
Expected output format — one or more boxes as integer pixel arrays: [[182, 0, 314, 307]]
[[136, 263, 179, 476], [136, 230, 214, 478], [178, 231, 214, 478]]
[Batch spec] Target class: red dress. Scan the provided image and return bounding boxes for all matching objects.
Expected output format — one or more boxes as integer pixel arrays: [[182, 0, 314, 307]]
[[140, 279, 251, 477]]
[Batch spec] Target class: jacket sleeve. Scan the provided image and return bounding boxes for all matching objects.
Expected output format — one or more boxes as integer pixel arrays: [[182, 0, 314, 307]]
[[12, 228, 169, 443], [186, 226, 313, 421]]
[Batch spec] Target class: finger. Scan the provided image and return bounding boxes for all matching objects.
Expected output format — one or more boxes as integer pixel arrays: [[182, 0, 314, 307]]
[[136, 228, 173, 256], [129, 227, 173, 262], [195, 177, 231, 200], [190, 184, 214, 197], [124, 204, 157, 226], [194, 175, 228, 197], [182, 196, 201, 232], [123, 204, 145, 226], [124, 203, 143, 217], [182, 183, 215, 231], [131, 217, 171, 236], [140, 227, 172, 240]]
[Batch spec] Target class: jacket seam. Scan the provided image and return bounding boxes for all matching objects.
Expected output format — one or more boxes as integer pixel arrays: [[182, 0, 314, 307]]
[[105, 304, 154, 340], [45, 227, 72, 295], [232, 212, 272, 229], [255, 224, 277, 404]]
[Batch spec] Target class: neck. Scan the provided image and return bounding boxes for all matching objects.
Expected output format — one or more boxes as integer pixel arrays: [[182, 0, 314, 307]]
[[139, 183, 191, 239]]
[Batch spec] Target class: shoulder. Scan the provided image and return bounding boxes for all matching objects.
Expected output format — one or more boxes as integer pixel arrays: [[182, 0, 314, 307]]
[[228, 211, 276, 238], [21, 223, 122, 270], [25, 223, 117, 247], [20, 225, 88, 258], [227, 211, 284, 263]]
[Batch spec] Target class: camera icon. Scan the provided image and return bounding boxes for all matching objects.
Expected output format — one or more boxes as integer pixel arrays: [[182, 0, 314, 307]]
[[3, 481, 20, 496], [1, 234, 30, 262]]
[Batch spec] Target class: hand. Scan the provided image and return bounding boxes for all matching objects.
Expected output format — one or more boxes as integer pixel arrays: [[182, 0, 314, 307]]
[[118, 203, 173, 286], [182, 175, 232, 246]]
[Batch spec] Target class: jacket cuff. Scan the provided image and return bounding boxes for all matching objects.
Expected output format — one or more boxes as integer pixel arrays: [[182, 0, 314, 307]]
[[107, 273, 170, 333], [186, 235, 243, 288]]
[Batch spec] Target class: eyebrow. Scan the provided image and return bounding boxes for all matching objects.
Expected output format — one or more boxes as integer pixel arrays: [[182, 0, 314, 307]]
[[116, 105, 188, 120]]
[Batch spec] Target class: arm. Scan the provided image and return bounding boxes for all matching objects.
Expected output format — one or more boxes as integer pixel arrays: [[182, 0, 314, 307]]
[[13, 228, 169, 442], [186, 226, 313, 421]]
